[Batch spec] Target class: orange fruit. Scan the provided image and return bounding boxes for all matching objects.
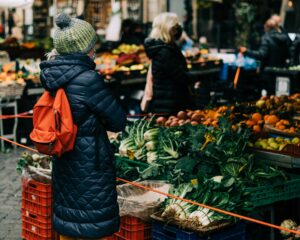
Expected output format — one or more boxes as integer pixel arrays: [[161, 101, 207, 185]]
[[253, 125, 261, 132], [232, 125, 237, 131], [264, 115, 270, 121], [252, 113, 262, 123], [281, 120, 290, 126], [265, 115, 279, 125], [277, 125, 286, 130], [246, 120, 255, 127]]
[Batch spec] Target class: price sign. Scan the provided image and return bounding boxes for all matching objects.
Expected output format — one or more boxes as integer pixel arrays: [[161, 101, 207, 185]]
[[276, 77, 290, 96]]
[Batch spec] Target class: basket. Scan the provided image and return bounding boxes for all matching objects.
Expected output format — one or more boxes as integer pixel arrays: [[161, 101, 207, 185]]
[[152, 220, 246, 240], [0, 83, 25, 98], [247, 174, 300, 207], [263, 124, 300, 138], [248, 132, 300, 158], [150, 212, 232, 236]]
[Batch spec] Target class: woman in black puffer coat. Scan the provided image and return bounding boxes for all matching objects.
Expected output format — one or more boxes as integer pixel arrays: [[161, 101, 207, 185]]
[[40, 13, 126, 239], [144, 12, 192, 114]]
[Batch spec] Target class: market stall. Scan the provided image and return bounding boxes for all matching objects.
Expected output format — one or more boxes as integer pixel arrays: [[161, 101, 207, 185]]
[[16, 92, 300, 240]]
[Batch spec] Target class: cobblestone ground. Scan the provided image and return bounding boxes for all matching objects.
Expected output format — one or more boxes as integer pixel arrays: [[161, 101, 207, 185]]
[[0, 149, 23, 240]]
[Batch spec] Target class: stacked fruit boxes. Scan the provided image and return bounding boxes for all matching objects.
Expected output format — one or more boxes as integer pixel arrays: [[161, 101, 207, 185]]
[[21, 178, 55, 240]]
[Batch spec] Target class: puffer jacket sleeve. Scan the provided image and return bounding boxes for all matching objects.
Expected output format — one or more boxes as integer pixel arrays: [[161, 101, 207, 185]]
[[244, 35, 269, 60], [86, 72, 126, 132]]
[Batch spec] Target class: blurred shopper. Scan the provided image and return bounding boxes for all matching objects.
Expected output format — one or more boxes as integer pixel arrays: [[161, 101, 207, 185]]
[[240, 19, 290, 69], [40, 13, 126, 239], [177, 30, 194, 51], [271, 14, 292, 45], [120, 19, 145, 45], [7, 9, 15, 36], [143, 12, 192, 114], [271, 14, 285, 33], [290, 32, 300, 66]]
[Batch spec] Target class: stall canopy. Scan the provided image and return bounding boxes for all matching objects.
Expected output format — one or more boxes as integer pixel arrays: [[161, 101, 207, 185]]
[[0, 0, 33, 8]]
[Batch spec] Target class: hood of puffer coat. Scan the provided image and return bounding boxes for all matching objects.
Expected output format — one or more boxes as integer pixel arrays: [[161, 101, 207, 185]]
[[39, 53, 96, 91]]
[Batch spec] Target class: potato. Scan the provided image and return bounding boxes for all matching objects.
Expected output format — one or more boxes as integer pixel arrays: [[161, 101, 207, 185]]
[[177, 111, 187, 120], [191, 121, 199, 126], [191, 113, 203, 122], [156, 116, 167, 125]]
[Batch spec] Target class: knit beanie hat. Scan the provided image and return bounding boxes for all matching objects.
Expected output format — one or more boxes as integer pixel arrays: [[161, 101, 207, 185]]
[[54, 13, 97, 54]]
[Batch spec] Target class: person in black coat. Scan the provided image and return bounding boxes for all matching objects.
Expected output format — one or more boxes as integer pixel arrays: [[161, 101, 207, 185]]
[[40, 13, 126, 239], [290, 33, 300, 66], [144, 12, 191, 114], [240, 19, 290, 69]]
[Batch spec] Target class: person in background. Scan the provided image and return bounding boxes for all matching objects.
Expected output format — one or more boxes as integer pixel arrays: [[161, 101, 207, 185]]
[[271, 14, 285, 33], [7, 9, 15, 36], [40, 13, 126, 240], [271, 14, 292, 45], [144, 12, 192, 114], [240, 19, 290, 69], [177, 30, 194, 51], [290, 32, 300, 66], [120, 19, 145, 45]]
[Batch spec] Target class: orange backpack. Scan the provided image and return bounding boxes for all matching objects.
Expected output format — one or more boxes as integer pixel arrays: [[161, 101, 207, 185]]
[[30, 89, 78, 157]]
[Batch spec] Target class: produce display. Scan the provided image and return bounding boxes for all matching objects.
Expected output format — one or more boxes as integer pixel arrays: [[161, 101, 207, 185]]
[[14, 92, 300, 238], [116, 115, 288, 228], [95, 44, 149, 77], [250, 137, 300, 151], [280, 219, 300, 239], [0, 37, 53, 52], [113, 92, 300, 233], [0, 60, 40, 85], [268, 65, 300, 72]]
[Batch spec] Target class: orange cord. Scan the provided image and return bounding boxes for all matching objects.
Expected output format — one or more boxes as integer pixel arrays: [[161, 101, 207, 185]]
[[233, 66, 241, 90], [0, 136, 38, 152], [0, 135, 300, 236]]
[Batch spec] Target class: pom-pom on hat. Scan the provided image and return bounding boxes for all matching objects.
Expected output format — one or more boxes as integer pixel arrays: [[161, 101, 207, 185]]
[[54, 13, 97, 54]]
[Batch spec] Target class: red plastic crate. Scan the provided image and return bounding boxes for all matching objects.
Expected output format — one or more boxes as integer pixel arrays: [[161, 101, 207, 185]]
[[22, 198, 52, 216], [22, 228, 52, 240], [22, 213, 52, 237], [22, 190, 52, 206], [22, 208, 51, 224], [22, 178, 52, 196], [115, 228, 151, 240], [113, 216, 151, 240], [121, 215, 144, 225]]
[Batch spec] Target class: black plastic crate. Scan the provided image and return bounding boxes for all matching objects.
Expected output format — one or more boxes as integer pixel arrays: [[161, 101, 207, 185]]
[[152, 220, 246, 240]]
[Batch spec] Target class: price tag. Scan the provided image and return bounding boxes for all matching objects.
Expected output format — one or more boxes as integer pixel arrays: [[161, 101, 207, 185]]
[[276, 77, 290, 96], [31, 226, 36, 232]]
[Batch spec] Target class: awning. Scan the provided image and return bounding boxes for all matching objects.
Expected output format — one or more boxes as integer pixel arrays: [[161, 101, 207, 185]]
[[0, 0, 34, 9]]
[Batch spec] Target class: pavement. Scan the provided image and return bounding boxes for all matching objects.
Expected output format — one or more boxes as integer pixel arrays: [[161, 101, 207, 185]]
[[0, 149, 23, 240]]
